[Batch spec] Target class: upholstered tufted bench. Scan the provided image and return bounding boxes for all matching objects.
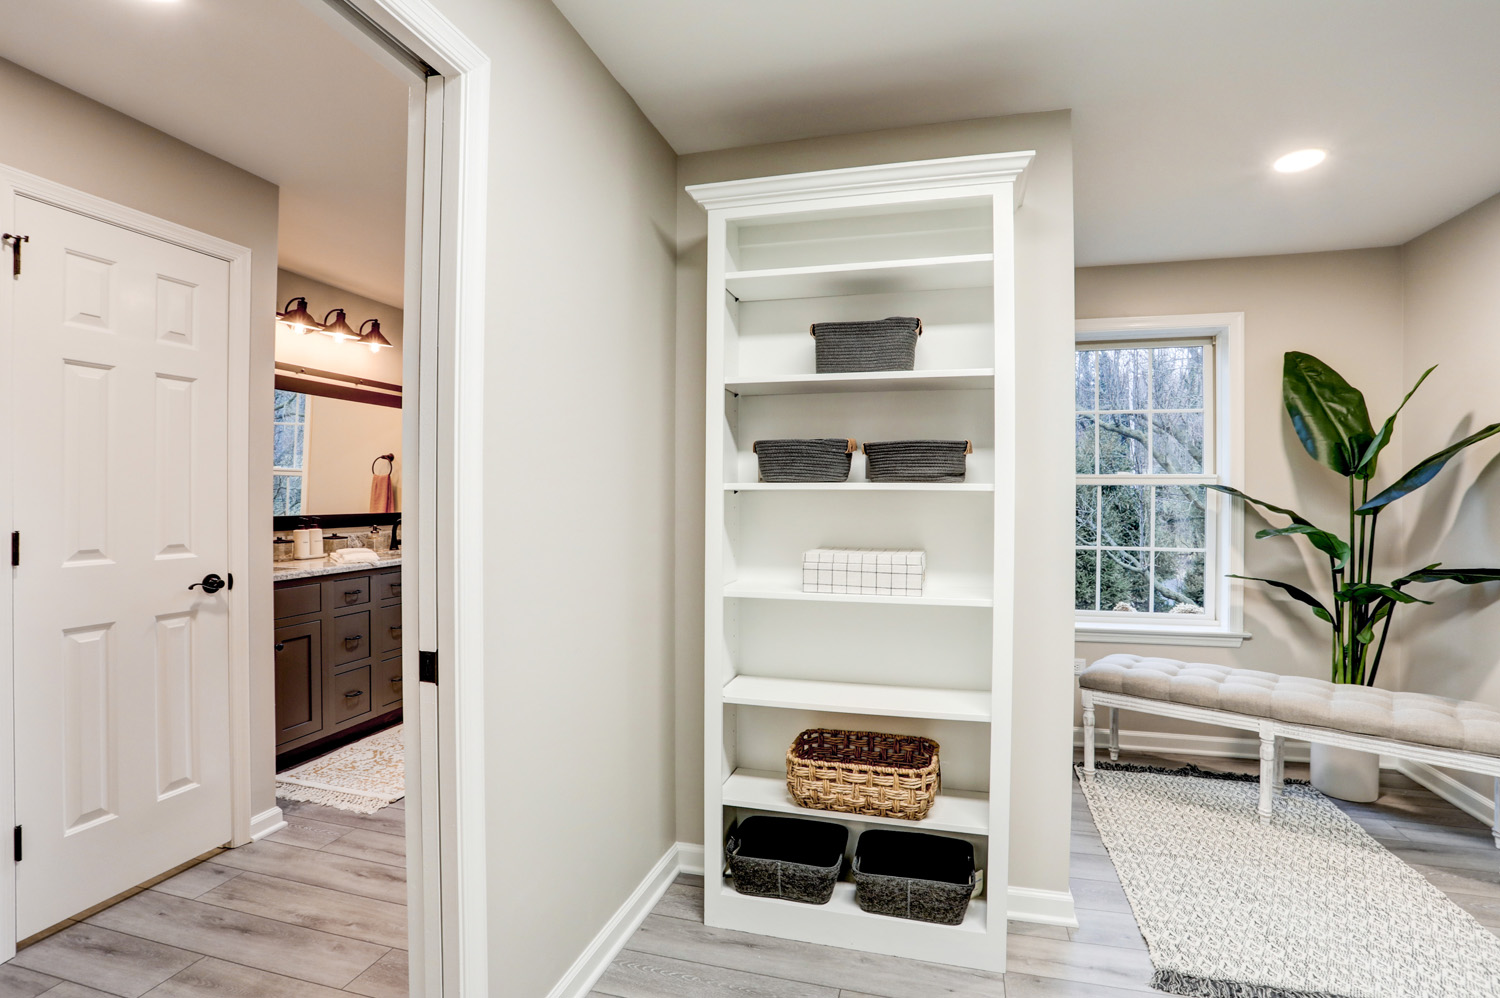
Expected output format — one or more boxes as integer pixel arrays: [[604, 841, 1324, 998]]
[[1078, 653, 1500, 844]]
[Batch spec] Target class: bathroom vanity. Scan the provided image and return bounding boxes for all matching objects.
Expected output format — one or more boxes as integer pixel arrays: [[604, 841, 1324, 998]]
[[273, 558, 403, 762]]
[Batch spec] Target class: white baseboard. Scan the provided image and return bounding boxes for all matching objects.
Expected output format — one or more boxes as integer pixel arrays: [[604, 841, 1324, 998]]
[[1007, 886, 1077, 927], [1393, 760, 1496, 828], [1073, 725, 1311, 763], [249, 806, 287, 841], [545, 842, 692, 998]]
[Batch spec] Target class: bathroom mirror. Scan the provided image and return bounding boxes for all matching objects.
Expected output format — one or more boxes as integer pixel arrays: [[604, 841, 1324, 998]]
[[272, 377, 401, 517]]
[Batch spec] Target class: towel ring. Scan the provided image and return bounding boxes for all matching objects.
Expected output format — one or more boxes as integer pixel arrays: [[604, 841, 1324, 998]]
[[372, 453, 395, 475]]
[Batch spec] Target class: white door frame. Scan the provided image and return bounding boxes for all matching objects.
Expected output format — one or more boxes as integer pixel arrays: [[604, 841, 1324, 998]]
[[0, 164, 255, 961], [299, 2, 492, 995]]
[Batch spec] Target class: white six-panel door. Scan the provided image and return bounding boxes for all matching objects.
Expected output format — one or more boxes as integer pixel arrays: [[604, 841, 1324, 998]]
[[10, 196, 233, 935]]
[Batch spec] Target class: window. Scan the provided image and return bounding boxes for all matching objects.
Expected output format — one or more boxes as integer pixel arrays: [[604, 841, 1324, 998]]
[[273, 390, 310, 516], [1075, 315, 1245, 646]]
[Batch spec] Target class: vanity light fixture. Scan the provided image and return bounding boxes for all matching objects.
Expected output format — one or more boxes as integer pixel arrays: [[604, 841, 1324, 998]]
[[357, 318, 394, 353], [319, 308, 360, 341], [1273, 148, 1327, 173], [276, 297, 324, 335]]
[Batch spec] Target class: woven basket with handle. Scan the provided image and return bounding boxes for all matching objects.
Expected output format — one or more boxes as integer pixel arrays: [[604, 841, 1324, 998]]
[[786, 728, 940, 821]]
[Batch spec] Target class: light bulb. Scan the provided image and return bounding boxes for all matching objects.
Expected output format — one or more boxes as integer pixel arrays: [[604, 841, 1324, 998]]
[[1273, 149, 1327, 174]]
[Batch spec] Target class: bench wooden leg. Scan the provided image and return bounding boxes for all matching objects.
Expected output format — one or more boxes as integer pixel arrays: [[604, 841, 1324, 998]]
[[1273, 736, 1286, 796], [1108, 708, 1119, 762], [1082, 691, 1096, 776], [1493, 778, 1499, 850], [1258, 725, 1276, 824]]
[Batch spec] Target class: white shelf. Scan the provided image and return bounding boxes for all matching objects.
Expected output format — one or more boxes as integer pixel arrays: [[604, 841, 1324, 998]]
[[725, 482, 994, 493], [723, 675, 991, 723], [725, 369, 996, 396], [725, 254, 995, 302], [723, 768, 990, 835], [724, 580, 994, 608]]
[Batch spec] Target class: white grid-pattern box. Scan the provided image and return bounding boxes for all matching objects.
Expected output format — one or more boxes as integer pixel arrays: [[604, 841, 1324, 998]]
[[801, 548, 926, 596]]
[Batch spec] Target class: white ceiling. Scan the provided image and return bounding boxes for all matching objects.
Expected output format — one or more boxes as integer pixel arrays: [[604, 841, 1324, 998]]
[[550, 0, 1500, 266], [0, 0, 411, 305]]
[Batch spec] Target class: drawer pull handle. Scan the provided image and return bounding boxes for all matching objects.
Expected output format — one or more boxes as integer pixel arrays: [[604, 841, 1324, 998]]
[[275, 641, 285, 652], [390, 627, 401, 639], [344, 590, 363, 603], [391, 584, 402, 597], [344, 690, 365, 699], [345, 636, 363, 650], [392, 677, 403, 687]]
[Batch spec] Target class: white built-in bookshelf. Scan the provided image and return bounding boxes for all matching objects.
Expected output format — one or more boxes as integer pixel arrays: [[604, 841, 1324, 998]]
[[689, 153, 1032, 972]]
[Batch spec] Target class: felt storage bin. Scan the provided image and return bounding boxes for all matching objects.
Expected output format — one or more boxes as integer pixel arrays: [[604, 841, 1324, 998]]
[[726, 815, 848, 905], [862, 440, 971, 483], [810, 317, 922, 373], [786, 728, 940, 821], [753, 438, 857, 482], [801, 548, 925, 596], [853, 829, 977, 925]]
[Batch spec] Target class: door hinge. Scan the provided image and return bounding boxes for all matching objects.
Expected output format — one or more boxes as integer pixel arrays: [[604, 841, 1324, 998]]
[[13, 825, 21, 863], [419, 650, 438, 685], [10, 531, 17, 567], [2, 233, 27, 278]]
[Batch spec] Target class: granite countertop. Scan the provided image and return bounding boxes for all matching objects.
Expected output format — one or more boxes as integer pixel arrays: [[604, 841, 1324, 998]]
[[272, 555, 402, 582]]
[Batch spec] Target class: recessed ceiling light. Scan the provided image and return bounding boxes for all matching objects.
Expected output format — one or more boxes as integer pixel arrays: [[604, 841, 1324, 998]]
[[1273, 149, 1327, 174]]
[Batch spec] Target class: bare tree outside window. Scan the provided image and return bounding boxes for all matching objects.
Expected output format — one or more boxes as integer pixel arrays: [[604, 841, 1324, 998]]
[[1076, 342, 1212, 614], [273, 390, 309, 516]]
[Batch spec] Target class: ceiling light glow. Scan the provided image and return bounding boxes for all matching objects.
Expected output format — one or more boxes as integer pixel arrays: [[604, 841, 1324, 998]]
[[1273, 149, 1327, 174]]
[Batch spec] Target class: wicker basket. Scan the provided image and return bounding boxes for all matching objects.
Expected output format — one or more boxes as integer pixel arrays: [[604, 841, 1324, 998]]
[[786, 728, 940, 821], [810, 317, 922, 373], [753, 438, 856, 482], [726, 815, 847, 905], [862, 440, 971, 483], [853, 829, 976, 925]]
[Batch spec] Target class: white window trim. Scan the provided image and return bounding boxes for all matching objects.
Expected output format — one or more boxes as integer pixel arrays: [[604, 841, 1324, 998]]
[[1074, 313, 1248, 648], [272, 390, 313, 516]]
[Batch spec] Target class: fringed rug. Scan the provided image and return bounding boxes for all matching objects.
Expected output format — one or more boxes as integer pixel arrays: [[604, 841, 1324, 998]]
[[1076, 762, 1500, 998], [276, 724, 405, 814]]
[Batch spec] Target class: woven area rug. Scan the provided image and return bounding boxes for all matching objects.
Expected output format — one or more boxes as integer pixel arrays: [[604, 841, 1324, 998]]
[[276, 724, 404, 814], [1077, 762, 1500, 998]]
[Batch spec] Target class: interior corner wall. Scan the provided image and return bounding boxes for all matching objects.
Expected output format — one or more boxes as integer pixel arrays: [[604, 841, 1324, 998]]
[[0, 57, 283, 822], [425, 2, 679, 996], [1074, 250, 1408, 741], [1398, 191, 1500, 804], [674, 110, 1079, 902], [276, 269, 405, 385]]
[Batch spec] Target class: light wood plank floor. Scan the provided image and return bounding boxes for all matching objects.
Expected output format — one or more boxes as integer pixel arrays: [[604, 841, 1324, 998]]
[[3, 750, 1497, 998]]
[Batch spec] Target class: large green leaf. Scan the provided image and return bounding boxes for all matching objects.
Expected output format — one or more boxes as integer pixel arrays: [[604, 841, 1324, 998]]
[[1357, 423, 1500, 513], [1256, 524, 1351, 569], [1229, 574, 1333, 624], [1396, 566, 1500, 586], [1355, 600, 1395, 644], [1283, 352, 1376, 476], [1208, 485, 1314, 525], [1355, 365, 1436, 481], [1337, 582, 1431, 605]]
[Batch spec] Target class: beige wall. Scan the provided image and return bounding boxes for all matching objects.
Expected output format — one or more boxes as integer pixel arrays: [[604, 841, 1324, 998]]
[[675, 111, 1079, 900], [276, 268, 404, 386], [1075, 249, 1409, 737], [303, 395, 402, 515], [428, 2, 678, 995], [1399, 191, 1500, 801], [0, 57, 283, 822]]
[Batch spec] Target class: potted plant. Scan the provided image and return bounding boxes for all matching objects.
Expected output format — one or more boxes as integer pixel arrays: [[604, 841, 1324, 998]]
[[1212, 352, 1500, 801]]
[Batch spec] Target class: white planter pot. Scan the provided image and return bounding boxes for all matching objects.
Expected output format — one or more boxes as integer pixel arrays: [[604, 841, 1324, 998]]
[[1310, 742, 1380, 802]]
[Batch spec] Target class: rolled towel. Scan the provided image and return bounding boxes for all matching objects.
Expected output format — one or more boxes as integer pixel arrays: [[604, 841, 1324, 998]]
[[328, 548, 380, 565]]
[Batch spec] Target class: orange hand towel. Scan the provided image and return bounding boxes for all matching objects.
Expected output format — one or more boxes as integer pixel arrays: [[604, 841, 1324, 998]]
[[370, 473, 396, 513]]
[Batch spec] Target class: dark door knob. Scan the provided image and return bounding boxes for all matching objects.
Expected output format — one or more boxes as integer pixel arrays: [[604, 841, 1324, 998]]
[[189, 573, 229, 594]]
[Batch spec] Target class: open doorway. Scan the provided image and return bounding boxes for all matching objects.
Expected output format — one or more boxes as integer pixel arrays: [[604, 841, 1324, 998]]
[[0, 0, 487, 994]]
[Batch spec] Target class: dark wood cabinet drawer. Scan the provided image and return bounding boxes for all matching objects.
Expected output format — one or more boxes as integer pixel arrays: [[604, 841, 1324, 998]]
[[274, 583, 321, 620], [323, 575, 371, 610], [326, 610, 371, 667], [274, 621, 323, 746], [374, 603, 402, 655], [374, 571, 402, 603], [332, 666, 373, 724], [376, 654, 403, 709]]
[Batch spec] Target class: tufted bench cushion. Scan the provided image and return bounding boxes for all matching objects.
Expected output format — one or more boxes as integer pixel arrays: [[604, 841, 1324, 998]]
[[1080, 653, 1500, 757]]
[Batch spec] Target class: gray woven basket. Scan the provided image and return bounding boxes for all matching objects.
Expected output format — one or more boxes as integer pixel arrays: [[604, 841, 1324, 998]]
[[852, 829, 976, 925], [811, 317, 922, 373], [862, 440, 971, 483], [754, 438, 856, 482], [727, 816, 847, 905]]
